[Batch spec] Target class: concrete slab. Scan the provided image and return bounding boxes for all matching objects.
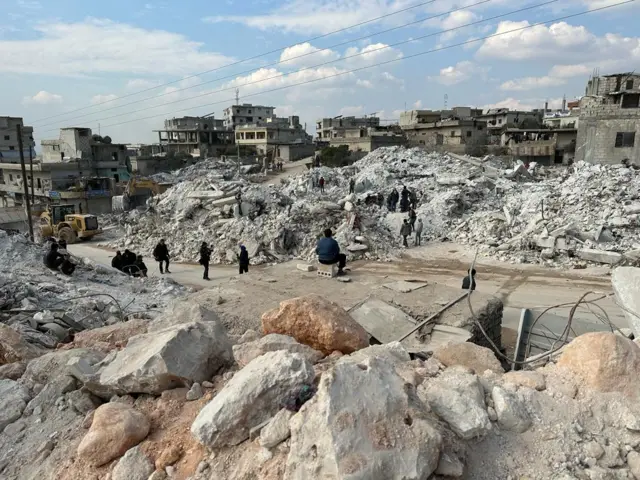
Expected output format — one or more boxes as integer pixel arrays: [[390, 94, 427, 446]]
[[612, 267, 640, 337], [349, 299, 425, 353], [426, 325, 473, 352], [577, 248, 622, 265], [383, 281, 428, 293], [296, 264, 315, 272]]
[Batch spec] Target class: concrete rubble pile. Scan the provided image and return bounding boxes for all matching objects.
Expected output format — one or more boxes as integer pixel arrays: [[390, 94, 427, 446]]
[[102, 147, 640, 267], [3, 289, 640, 479], [0, 230, 187, 351]]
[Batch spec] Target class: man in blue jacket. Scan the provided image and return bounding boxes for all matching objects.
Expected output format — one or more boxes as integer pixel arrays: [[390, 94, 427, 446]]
[[316, 228, 346, 276]]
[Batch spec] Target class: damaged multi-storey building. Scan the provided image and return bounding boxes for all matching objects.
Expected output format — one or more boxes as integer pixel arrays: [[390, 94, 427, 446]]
[[316, 115, 404, 155], [154, 116, 234, 159], [0, 116, 35, 163], [576, 72, 640, 165]]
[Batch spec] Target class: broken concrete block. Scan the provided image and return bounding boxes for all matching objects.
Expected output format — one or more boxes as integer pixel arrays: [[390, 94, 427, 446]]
[[624, 203, 640, 215], [612, 267, 640, 338], [577, 249, 622, 265], [296, 264, 315, 272]]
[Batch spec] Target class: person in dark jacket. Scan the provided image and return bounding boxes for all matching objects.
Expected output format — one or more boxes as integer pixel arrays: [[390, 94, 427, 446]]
[[60, 257, 76, 276], [134, 255, 148, 277], [111, 251, 124, 271], [122, 249, 137, 275], [319, 176, 325, 193], [199, 242, 212, 280], [238, 245, 249, 274], [44, 243, 65, 270], [349, 178, 356, 194], [400, 220, 411, 248], [408, 207, 417, 232], [316, 228, 346, 275], [153, 239, 171, 274], [462, 269, 477, 291]]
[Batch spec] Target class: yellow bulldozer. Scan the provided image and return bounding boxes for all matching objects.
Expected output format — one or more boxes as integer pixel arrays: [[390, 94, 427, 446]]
[[39, 204, 103, 244], [112, 177, 171, 212]]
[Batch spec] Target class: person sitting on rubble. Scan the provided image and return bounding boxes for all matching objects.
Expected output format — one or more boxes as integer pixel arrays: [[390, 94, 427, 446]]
[[238, 245, 249, 275], [60, 256, 76, 276], [134, 255, 148, 278], [316, 228, 346, 276], [199, 241, 212, 280], [57, 239, 68, 255], [462, 269, 477, 291], [44, 242, 65, 271], [400, 219, 411, 248], [122, 249, 137, 275], [111, 251, 124, 271]]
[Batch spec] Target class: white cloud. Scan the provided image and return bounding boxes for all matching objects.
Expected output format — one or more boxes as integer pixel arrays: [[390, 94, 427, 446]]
[[343, 43, 403, 68], [339, 106, 365, 116], [548, 64, 592, 78], [0, 18, 235, 76], [482, 97, 563, 111], [125, 78, 161, 90], [500, 76, 567, 91], [17, 0, 42, 10], [203, 0, 417, 35], [476, 20, 640, 72], [413, 100, 423, 108], [356, 79, 374, 88], [429, 61, 488, 85], [91, 94, 119, 105], [425, 10, 481, 42], [279, 42, 340, 68], [22, 90, 63, 105]]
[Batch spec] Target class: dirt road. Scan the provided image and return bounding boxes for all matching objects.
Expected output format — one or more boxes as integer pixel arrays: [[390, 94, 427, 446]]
[[70, 241, 626, 332]]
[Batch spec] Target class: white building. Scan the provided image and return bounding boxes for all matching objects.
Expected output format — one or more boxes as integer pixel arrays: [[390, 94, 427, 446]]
[[0, 117, 35, 163], [223, 104, 275, 130]]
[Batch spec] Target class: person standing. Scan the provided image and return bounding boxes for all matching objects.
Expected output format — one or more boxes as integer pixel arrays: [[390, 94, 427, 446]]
[[349, 178, 355, 194], [400, 220, 411, 248], [409, 207, 417, 232], [319, 176, 325, 193], [153, 239, 171, 274], [199, 242, 212, 280], [414, 218, 423, 246], [238, 245, 249, 274]]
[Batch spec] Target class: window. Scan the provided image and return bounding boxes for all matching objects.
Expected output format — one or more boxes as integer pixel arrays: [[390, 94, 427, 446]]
[[37, 178, 41, 189], [476, 125, 483, 131], [9, 174, 13, 181], [9, 146, 14, 150], [3, 135, 9, 141], [248, 110, 252, 114], [498, 119, 503, 124], [53, 145, 60, 151], [615, 132, 635, 148], [627, 79, 634, 90], [622, 94, 640, 109]]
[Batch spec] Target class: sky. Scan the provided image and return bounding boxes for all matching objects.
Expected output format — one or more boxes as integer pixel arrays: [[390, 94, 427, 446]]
[[1, 0, 639, 148]]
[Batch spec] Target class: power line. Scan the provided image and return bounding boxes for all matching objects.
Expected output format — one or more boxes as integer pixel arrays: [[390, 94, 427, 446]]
[[29, 0, 438, 124], [38, 0, 558, 135], [93, 0, 632, 132], [33, 0, 496, 129]]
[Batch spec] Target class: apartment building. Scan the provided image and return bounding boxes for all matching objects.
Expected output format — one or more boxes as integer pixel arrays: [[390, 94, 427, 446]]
[[223, 104, 275, 130], [154, 116, 233, 158], [235, 115, 314, 161], [316, 116, 380, 141], [0, 117, 35, 163]]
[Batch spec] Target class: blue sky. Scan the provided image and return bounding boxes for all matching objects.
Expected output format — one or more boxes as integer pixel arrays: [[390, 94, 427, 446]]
[[1, 0, 638, 148]]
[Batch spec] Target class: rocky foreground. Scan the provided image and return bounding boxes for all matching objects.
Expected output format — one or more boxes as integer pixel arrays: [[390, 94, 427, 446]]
[[1, 292, 640, 479]]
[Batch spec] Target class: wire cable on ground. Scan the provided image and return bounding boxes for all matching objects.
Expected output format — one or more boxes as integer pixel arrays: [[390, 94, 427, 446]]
[[39, 0, 564, 134], [78, 0, 633, 133], [33, 0, 498, 129], [30, 0, 439, 123]]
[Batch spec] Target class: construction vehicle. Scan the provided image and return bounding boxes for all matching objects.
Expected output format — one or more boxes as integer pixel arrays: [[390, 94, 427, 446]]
[[39, 204, 103, 243], [112, 177, 171, 212]]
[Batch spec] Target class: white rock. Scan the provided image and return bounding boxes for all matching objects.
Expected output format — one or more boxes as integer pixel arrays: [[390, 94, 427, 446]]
[[191, 351, 314, 448], [491, 386, 532, 433], [0, 379, 31, 431], [112, 446, 154, 480], [286, 356, 442, 480], [232, 334, 324, 367], [612, 267, 640, 338], [94, 322, 233, 396], [148, 301, 222, 333], [419, 369, 491, 440], [259, 408, 294, 449], [186, 383, 204, 401]]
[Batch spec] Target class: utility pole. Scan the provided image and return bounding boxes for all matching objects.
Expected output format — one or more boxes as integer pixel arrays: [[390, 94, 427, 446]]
[[29, 145, 34, 202], [235, 88, 240, 174], [17, 124, 34, 241]]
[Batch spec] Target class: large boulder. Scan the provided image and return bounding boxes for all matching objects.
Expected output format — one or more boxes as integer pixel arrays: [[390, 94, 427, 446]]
[[419, 368, 492, 440], [285, 356, 442, 480], [433, 342, 503, 375], [612, 267, 640, 338], [148, 301, 221, 333], [557, 332, 640, 396], [77, 403, 150, 467], [343, 341, 411, 366], [261, 294, 369, 355], [0, 323, 43, 365], [191, 350, 314, 448], [491, 387, 532, 433], [73, 319, 149, 352], [96, 322, 233, 396], [0, 379, 31, 431], [232, 334, 324, 367]]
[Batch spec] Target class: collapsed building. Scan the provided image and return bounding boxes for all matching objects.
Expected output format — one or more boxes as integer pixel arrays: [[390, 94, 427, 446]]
[[101, 146, 640, 269]]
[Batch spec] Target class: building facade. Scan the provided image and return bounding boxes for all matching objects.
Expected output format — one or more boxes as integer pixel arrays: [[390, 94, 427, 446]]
[[0, 117, 35, 163], [316, 116, 380, 141], [402, 119, 488, 155], [235, 116, 313, 161], [223, 104, 275, 130], [326, 125, 405, 153], [576, 72, 640, 165], [154, 116, 233, 158], [501, 128, 577, 165]]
